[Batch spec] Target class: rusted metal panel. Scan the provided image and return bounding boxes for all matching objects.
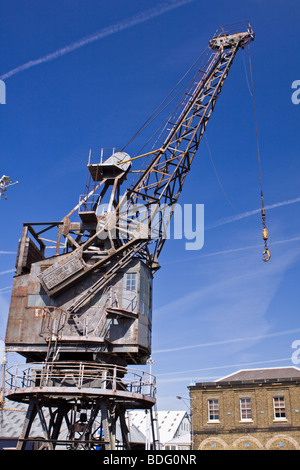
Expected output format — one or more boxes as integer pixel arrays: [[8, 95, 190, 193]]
[[6, 256, 153, 364], [16, 237, 44, 273], [138, 314, 151, 349], [40, 249, 85, 291]]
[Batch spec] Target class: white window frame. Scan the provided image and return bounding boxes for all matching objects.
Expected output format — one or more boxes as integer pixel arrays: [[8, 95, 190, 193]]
[[240, 397, 252, 422], [125, 272, 137, 292], [273, 396, 287, 421], [208, 399, 219, 422]]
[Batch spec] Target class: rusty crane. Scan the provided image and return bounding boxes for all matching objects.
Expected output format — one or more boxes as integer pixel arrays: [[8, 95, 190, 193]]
[[4, 23, 256, 449]]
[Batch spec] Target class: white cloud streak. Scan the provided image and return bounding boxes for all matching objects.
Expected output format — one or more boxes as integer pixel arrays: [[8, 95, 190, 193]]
[[0, 269, 15, 276], [0, 0, 194, 80], [163, 235, 300, 265], [0, 286, 13, 293], [156, 357, 293, 382], [207, 196, 300, 230], [200, 236, 300, 259], [153, 328, 300, 354]]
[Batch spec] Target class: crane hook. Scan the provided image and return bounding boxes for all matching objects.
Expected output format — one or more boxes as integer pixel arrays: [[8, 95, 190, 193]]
[[262, 249, 271, 262], [261, 218, 270, 262]]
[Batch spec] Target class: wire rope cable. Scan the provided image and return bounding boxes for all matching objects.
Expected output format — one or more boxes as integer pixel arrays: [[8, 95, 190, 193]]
[[246, 45, 270, 261], [121, 47, 211, 153]]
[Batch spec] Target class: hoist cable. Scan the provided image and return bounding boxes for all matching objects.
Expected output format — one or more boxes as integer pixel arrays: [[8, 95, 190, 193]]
[[121, 47, 211, 152], [247, 46, 264, 205], [247, 45, 270, 261], [204, 135, 238, 213]]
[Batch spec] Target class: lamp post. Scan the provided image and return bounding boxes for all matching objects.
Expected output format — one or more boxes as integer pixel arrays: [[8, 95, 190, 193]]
[[147, 357, 155, 378], [0, 338, 6, 409], [146, 358, 156, 450]]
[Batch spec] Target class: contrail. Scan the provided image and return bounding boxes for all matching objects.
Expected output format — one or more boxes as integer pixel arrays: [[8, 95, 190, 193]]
[[0, 0, 194, 80], [0, 285, 12, 292], [207, 196, 300, 229], [163, 235, 300, 265], [201, 236, 300, 258], [156, 357, 292, 382], [153, 327, 300, 354], [0, 269, 15, 276]]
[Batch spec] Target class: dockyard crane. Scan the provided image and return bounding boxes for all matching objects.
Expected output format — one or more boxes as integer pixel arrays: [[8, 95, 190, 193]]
[[5, 23, 255, 450]]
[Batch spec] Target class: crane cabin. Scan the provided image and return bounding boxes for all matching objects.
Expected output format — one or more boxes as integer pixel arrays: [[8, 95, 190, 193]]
[[5, 150, 153, 366]]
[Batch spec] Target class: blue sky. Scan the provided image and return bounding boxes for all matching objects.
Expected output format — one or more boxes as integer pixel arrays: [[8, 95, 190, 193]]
[[0, 0, 299, 411]]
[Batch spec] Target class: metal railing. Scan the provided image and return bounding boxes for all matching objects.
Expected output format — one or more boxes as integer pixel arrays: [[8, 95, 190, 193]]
[[212, 21, 253, 39], [5, 362, 156, 399], [78, 194, 100, 213]]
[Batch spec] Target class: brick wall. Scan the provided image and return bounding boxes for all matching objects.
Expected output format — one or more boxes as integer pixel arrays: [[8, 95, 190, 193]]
[[190, 380, 300, 450]]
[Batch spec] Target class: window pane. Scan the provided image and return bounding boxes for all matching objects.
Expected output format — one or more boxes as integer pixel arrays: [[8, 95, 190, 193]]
[[274, 397, 286, 418], [126, 273, 136, 291], [240, 398, 252, 420], [208, 399, 219, 421]]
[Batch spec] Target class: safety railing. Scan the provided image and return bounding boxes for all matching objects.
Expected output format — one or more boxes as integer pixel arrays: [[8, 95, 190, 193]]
[[78, 194, 100, 214], [5, 362, 156, 399], [212, 21, 254, 39]]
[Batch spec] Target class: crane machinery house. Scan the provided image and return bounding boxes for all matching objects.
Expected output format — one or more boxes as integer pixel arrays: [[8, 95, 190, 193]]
[[6, 150, 153, 365]]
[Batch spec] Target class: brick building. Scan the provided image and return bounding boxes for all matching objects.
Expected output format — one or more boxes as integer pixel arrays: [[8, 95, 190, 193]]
[[189, 367, 300, 450]]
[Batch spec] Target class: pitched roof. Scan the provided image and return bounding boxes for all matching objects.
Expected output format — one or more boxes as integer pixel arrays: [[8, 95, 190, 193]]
[[165, 432, 191, 446], [128, 410, 188, 444], [0, 400, 42, 439], [216, 366, 300, 383]]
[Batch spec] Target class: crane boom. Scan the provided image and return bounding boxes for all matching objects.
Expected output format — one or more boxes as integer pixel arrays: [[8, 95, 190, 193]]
[[124, 23, 254, 261], [17, 23, 254, 303]]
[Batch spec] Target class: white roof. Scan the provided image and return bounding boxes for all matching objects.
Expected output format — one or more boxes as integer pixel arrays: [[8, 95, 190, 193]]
[[128, 410, 188, 444], [165, 432, 191, 445]]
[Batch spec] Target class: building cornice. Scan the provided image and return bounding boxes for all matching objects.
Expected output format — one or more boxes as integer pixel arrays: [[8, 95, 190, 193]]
[[189, 377, 300, 390]]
